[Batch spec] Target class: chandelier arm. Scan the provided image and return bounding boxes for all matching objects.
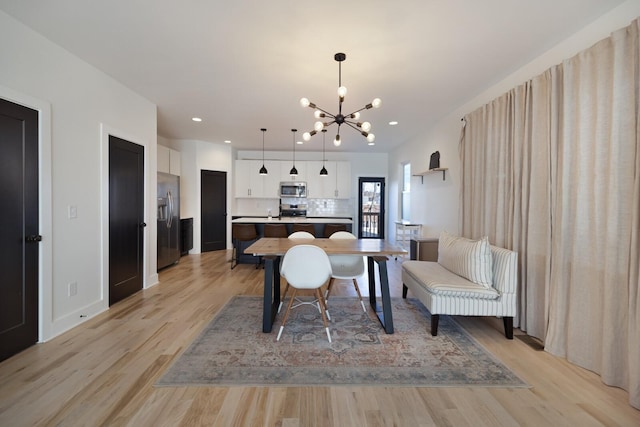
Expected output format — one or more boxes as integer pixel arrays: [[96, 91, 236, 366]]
[[343, 121, 365, 134], [345, 106, 368, 117], [313, 106, 335, 117]]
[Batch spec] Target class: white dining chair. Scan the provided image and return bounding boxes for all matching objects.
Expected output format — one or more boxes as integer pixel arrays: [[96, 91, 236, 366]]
[[277, 244, 333, 342], [325, 231, 367, 312], [278, 231, 329, 319]]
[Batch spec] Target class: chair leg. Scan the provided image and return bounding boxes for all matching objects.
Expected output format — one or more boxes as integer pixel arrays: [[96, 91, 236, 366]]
[[278, 282, 290, 313], [315, 289, 332, 343], [277, 289, 297, 341], [230, 239, 237, 270], [351, 278, 367, 312], [324, 278, 335, 301]]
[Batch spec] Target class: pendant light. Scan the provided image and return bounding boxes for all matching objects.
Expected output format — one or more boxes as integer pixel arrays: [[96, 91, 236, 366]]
[[259, 128, 268, 175], [320, 129, 328, 176], [289, 128, 298, 176]]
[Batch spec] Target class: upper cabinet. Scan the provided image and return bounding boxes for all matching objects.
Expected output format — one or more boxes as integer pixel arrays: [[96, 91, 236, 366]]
[[304, 161, 350, 199], [235, 159, 351, 199], [235, 159, 282, 198], [334, 161, 351, 199], [158, 145, 181, 176]]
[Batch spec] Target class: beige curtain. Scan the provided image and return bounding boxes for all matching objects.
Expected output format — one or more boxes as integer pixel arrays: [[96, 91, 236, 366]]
[[459, 19, 640, 409]]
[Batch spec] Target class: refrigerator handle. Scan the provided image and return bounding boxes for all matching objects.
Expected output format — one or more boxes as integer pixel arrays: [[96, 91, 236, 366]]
[[167, 191, 173, 228]]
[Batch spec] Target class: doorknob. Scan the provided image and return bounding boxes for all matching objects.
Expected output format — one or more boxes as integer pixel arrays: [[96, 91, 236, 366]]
[[140, 222, 147, 228], [25, 235, 43, 242]]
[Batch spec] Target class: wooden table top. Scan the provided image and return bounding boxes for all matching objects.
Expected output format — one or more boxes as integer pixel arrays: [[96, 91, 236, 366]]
[[244, 237, 407, 256]]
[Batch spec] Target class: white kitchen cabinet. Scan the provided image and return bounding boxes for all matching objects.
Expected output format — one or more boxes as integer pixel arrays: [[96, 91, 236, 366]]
[[169, 149, 181, 175], [335, 161, 351, 198], [305, 161, 323, 198], [235, 159, 349, 199], [158, 145, 181, 176], [235, 160, 259, 197], [297, 161, 350, 199], [262, 160, 281, 198], [235, 159, 281, 198]]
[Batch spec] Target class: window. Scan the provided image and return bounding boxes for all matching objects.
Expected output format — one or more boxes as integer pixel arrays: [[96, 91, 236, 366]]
[[401, 163, 411, 221]]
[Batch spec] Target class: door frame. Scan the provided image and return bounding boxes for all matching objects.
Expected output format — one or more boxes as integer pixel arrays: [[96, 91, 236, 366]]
[[357, 177, 386, 239], [100, 124, 154, 307], [0, 85, 53, 342]]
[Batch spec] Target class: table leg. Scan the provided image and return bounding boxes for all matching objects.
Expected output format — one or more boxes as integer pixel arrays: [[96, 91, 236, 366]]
[[262, 255, 281, 333], [367, 256, 394, 334]]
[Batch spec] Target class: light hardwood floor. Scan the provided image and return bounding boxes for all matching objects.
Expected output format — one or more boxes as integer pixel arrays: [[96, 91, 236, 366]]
[[1, 251, 638, 426]]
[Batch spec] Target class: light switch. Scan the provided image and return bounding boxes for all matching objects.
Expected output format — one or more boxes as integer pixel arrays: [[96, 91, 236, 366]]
[[68, 205, 77, 219]]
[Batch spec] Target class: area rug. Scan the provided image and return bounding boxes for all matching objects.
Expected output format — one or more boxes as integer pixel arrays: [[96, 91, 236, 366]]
[[156, 296, 527, 387]]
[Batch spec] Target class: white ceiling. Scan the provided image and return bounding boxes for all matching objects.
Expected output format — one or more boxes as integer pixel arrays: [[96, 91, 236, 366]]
[[0, 0, 627, 152]]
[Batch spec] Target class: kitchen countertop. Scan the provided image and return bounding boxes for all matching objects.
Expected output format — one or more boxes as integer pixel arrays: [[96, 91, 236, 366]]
[[231, 217, 352, 224]]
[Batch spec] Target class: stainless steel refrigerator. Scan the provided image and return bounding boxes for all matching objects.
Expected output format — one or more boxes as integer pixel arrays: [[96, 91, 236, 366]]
[[157, 172, 180, 270]]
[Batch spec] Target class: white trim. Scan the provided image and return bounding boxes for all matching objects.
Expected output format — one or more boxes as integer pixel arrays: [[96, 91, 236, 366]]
[[0, 85, 53, 342]]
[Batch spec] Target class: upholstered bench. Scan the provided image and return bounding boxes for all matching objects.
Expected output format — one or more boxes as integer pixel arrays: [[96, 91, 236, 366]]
[[402, 232, 518, 339]]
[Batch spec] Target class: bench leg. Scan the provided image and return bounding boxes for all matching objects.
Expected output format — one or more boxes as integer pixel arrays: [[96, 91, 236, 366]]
[[431, 314, 439, 336], [503, 317, 514, 339], [402, 284, 408, 298]]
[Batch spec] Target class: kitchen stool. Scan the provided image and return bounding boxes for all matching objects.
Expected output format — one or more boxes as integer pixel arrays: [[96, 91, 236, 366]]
[[323, 223, 347, 237], [231, 223, 259, 270], [264, 223, 288, 238], [291, 223, 315, 236]]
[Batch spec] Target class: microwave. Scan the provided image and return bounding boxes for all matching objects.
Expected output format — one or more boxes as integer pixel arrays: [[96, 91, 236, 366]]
[[279, 181, 307, 198]]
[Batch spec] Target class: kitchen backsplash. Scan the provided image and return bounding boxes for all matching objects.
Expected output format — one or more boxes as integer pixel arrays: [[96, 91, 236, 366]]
[[235, 198, 352, 217]]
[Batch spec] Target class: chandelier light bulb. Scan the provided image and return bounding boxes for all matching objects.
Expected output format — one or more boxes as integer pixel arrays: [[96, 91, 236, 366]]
[[337, 86, 347, 98], [361, 121, 371, 132], [333, 134, 341, 147], [372, 98, 382, 108], [314, 121, 324, 131], [351, 112, 360, 120], [300, 98, 310, 108], [303, 132, 311, 141], [366, 133, 375, 143], [314, 110, 324, 119]]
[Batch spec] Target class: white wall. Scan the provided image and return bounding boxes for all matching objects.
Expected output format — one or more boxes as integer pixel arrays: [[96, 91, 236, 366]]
[[388, 1, 640, 241], [0, 11, 158, 340], [162, 138, 233, 254]]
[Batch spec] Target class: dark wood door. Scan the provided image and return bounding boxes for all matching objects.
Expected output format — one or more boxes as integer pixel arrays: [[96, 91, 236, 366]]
[[201, 170, 227, 252], [0, 98, 39, 362], [109, 136, 145, 305]]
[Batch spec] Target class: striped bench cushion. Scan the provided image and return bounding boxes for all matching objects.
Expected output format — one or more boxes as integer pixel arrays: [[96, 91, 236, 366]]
[[403, 260, 499, 300]]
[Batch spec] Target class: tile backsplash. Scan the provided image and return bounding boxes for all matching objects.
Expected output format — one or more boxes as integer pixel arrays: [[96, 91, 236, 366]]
[[235, 198, 352, 218], [307, 198, 352, 217]]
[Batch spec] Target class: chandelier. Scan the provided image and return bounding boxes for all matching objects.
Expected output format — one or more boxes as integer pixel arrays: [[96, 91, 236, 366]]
[[300, 52, 381, 147]]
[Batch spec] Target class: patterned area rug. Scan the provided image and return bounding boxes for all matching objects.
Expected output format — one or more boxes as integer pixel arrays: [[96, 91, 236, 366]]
[[156, 296, 527, 387]]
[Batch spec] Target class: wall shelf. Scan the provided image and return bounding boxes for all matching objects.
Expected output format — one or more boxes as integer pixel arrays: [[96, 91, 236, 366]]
[[413, 167, 448, 183]]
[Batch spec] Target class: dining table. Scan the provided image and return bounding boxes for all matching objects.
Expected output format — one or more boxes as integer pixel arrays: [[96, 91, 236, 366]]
[[244, 237, 407, 334]]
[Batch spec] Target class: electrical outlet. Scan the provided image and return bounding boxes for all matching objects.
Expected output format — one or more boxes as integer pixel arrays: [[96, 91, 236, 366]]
[[68, 282, 77, 297], [68, 205, 77, 219]]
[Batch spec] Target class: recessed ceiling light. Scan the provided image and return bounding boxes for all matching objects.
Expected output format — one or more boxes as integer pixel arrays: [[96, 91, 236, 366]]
[[192, 117, 202, 122], [224, 140, 231, 144], [389, 121, 398, 126]]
